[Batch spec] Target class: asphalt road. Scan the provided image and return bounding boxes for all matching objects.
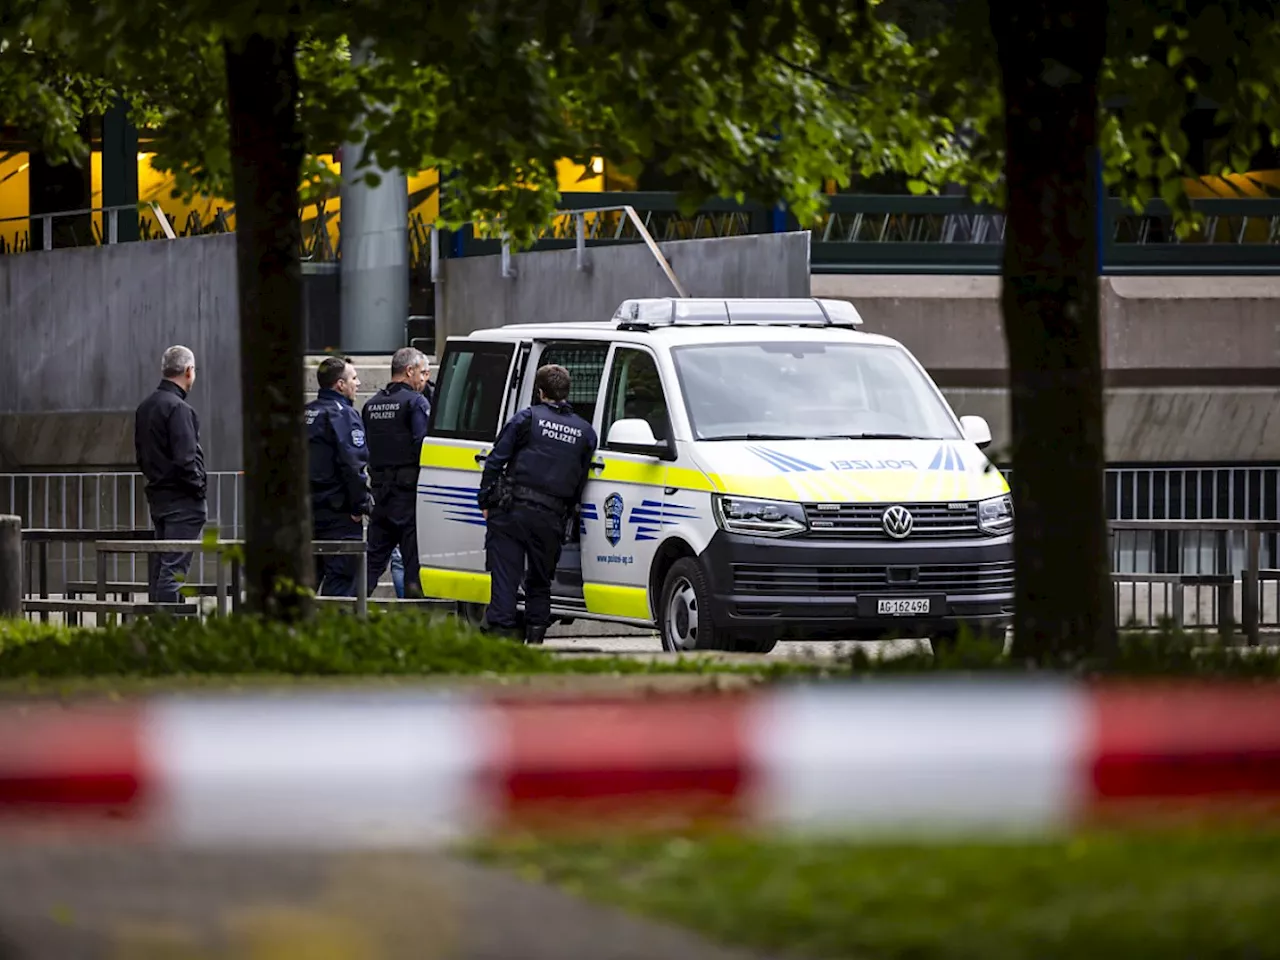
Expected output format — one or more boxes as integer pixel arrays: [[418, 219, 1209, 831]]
[[541, 621, 935, 661], [0, 846, 774, 960]]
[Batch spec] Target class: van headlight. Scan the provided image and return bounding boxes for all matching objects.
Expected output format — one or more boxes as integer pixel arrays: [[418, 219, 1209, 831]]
[[713, 495, 808, 538], [977, 494, 1014, 535]]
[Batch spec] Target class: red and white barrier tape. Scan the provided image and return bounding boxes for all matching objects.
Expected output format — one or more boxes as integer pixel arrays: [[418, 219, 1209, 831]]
[[2, 681, 1279, 846]]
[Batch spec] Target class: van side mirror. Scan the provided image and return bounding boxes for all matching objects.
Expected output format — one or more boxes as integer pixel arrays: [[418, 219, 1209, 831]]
[[960, 415, 993, 450], [607, 418, 675, 460]]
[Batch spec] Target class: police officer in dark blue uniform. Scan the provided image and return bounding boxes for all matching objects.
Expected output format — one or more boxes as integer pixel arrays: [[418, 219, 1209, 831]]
[[478, 364, 597, 645], [361, 346, 431, 598], [306, 356, 372, 596]]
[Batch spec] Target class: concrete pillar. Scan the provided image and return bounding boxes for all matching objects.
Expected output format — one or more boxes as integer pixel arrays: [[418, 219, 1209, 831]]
[[339, 42, 409, 352], [102, 99, 140, 242], [0, 516, 20, 618]]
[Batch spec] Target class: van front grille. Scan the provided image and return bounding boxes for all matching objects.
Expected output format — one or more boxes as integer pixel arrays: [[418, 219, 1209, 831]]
[[731, 561, 1015, 597], [803, 502, 983, 539]]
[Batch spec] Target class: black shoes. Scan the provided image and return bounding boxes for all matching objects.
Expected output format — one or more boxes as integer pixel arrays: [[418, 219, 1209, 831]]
[[525, 624, 548, 646]]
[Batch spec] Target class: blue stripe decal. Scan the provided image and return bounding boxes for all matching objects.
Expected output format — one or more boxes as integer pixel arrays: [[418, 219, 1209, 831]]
[[927, 443, 965, 472], [420, 483, 480, 494], [747, 446, 806, 473], [424, 500, 483, 512], [760, 447, 824, 472]]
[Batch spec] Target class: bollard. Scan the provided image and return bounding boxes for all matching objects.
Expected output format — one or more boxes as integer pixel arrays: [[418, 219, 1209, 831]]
[[0, 515, 21, 618]]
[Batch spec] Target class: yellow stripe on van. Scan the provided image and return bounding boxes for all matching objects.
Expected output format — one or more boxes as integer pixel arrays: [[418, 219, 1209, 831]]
[[420, 444, 484, 471], [420, 567, 490, 604], [710, 469, 1009, 504], [592, 458, 720, 493], [583, 584, 652, 621]]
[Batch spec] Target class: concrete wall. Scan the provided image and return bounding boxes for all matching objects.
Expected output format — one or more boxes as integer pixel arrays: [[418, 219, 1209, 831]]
[[0, 235, 241, 471], [3, 229, 1278, 472], [436, 231, 813, 340], [812, 274, 1280, 463]]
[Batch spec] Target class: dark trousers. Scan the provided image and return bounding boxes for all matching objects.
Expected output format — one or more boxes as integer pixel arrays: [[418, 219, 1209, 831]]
[[314, 511, 363, 597], [147, 499, 206, 604], [484, 505, 563, 630], [367, 485, 422, 597]]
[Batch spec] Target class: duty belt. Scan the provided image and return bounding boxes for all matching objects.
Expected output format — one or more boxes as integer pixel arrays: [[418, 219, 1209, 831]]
[[512, 485, 570, 515], [372, 466, 418, 485]]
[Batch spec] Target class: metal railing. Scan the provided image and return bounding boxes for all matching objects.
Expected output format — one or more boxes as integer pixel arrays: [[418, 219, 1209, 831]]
[[1109, 520, 1280, 642], [0, 203, 178, 253], [6, 193, 1280, 274], [5, 465, 1279, 633], [1, 471, 243, 594]]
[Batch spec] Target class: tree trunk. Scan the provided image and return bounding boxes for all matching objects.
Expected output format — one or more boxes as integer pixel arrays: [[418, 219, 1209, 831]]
[[224, 32, 313, 618], [990, 0, 1116, 661]]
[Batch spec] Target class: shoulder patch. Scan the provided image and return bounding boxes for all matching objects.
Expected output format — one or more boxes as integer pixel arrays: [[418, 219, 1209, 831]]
[[351, 429, 366, 448]]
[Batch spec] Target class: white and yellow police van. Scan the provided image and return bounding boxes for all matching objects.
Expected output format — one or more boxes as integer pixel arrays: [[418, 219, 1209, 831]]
[[417, 297, 1013, 653]]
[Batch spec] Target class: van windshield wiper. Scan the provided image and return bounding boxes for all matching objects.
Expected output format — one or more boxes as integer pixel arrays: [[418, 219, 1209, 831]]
[[819, 432, 940, 440], [702, 433, 812, 441]]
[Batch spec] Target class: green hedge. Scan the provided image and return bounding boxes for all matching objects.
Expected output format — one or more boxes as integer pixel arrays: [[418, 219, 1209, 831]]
[[0, 611, 1278, 681]]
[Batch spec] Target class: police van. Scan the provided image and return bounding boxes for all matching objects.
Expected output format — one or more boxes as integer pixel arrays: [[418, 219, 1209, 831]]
[[417, 297, 1013, 653]]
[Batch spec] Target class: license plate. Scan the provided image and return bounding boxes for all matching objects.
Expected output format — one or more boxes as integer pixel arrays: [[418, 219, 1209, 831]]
[[877, 598, 931, 616]]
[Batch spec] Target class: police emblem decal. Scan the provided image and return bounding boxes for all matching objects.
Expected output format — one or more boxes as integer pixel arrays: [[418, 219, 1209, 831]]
[[351, 429, 366, 447], [604, 493, 624, 547]]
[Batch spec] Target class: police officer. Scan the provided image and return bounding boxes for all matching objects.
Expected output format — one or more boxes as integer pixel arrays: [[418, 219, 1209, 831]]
[[306, 356, 372, 596], [134, 345, 206, 603], [478, 364, 597, 645], [362, 346, 431, 598]]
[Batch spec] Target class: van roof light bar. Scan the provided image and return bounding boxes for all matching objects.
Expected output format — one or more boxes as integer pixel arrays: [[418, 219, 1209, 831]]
[[612, 297, 864, 330]]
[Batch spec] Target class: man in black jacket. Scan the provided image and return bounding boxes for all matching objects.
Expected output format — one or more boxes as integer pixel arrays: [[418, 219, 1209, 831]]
[[134, 345, 207, 603], [478, 364, 597, 644], [362, 347, 431, 598], [307, 356, 373, 596]]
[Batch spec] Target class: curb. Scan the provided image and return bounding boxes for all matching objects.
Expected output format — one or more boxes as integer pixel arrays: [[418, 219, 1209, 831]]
[[2, 680, 1279, 846]]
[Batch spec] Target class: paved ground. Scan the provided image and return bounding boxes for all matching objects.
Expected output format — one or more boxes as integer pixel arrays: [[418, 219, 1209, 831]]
[[542, 619, 935, 662], [0, 846, 776, 960]]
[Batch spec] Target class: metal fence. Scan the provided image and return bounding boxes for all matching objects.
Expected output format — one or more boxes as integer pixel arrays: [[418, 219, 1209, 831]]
[[4, 465, 1279, 628], [2, 472, 244, 594], [7, 194, 1280, 275]]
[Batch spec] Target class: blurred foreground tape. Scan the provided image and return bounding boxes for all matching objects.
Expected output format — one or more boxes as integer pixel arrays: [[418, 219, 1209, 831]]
[[2, 680, 1280, 845]]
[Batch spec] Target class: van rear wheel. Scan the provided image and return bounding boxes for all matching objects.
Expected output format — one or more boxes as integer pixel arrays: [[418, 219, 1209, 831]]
[[455, 601, 487, 629]]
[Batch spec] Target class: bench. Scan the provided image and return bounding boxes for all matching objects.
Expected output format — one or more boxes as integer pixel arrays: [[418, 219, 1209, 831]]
[[65, 580, 224, 598], [1112, 572, 1235, 640], [315, 597, 450, 611], [22, 598, 198, 623], [96, 537, 370, 617]]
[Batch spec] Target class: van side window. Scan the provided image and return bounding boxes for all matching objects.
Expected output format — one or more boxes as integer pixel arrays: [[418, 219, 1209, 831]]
[[537, 342, 609, 424], [428, 342, 516, 441], [602, 348, 671, 446]]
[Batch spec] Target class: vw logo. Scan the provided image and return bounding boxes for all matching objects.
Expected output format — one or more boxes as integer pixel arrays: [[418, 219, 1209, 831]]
[[881, 505, 914, 539]]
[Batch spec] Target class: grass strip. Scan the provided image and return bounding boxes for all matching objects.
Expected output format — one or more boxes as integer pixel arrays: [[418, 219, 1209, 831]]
[[473, 829, 1280, 960]]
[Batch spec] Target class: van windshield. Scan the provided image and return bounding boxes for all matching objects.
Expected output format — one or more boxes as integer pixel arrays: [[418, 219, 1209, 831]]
[[670, 341, 963, 441]]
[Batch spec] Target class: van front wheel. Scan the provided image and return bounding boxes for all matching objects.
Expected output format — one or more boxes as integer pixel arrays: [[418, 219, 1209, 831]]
[[659, 558, 732, 653]]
